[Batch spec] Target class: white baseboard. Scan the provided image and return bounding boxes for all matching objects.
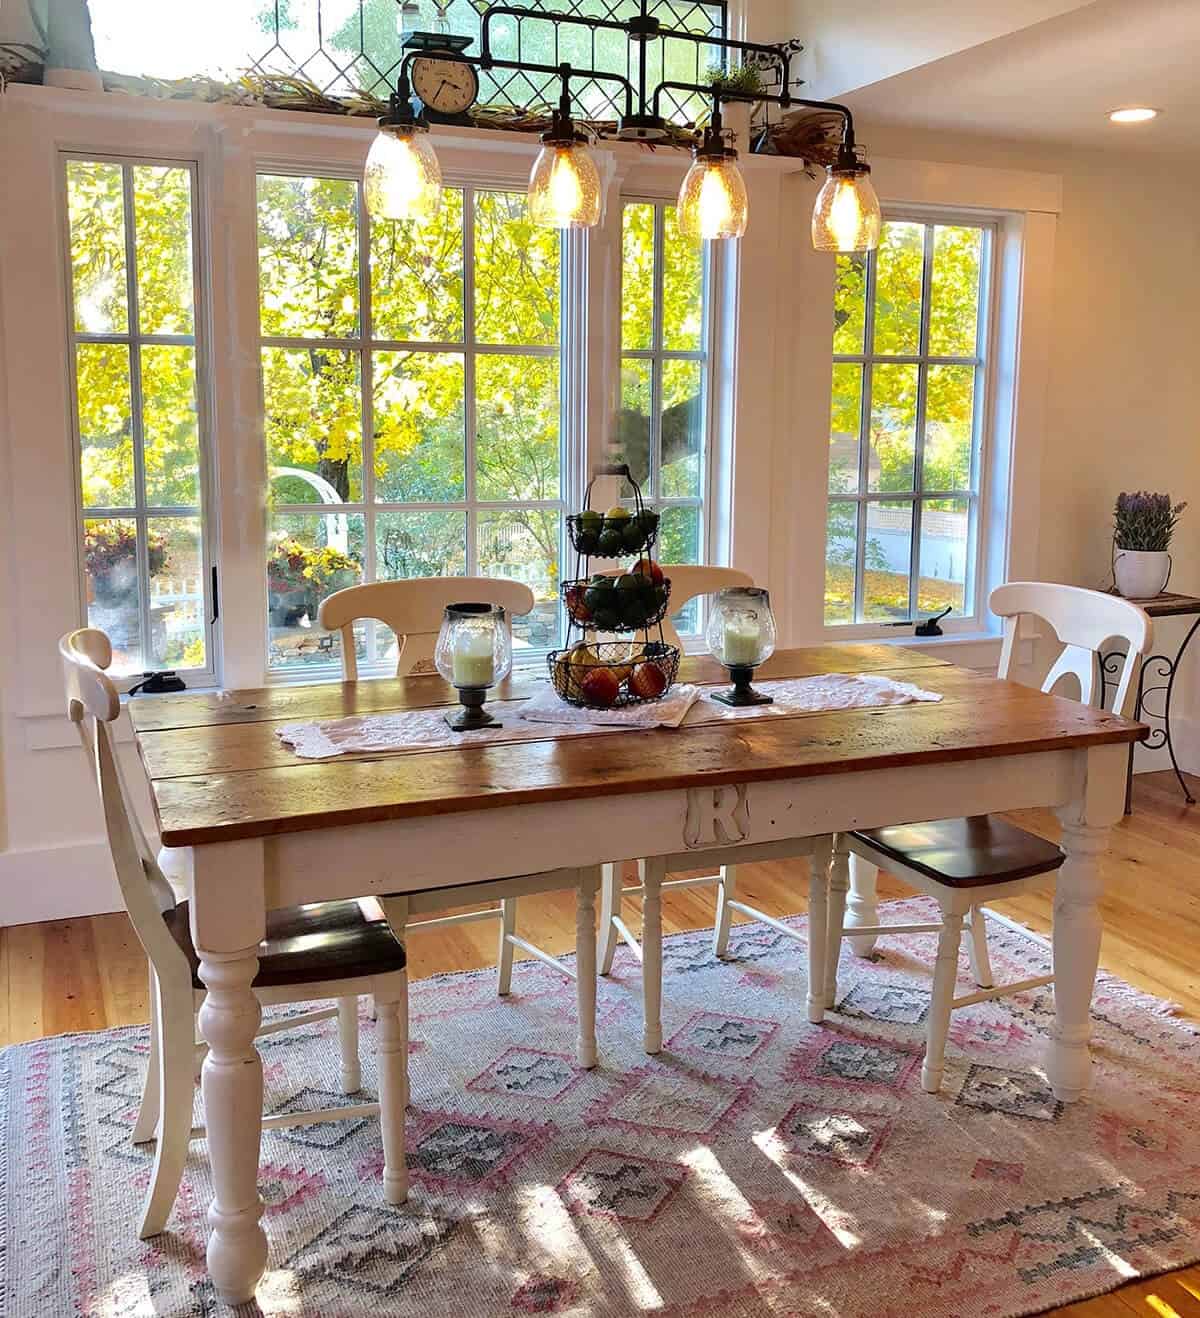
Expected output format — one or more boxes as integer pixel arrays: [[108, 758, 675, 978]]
[[0, 840, 122, 926]]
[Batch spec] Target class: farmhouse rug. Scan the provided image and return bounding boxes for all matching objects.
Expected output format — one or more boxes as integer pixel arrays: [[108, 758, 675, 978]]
[[2, 899, 1199, 1317]]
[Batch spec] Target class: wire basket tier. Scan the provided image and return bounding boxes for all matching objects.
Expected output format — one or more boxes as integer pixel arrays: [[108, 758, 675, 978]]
[[566, 509, 660, 559], [561, 573, 672, 632], [547, 640, 681, 708]]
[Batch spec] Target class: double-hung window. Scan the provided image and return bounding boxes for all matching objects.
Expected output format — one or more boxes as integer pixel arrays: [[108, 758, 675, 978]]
[[64, 156, 215, 680], [825, 215, 993, 629]]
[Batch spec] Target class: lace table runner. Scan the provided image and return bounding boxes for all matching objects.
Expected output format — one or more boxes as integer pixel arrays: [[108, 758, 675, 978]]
[[275, 672, 942, 760]]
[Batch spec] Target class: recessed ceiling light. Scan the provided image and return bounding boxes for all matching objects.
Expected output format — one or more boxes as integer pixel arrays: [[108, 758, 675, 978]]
[[1109, 107, 1159, 123]]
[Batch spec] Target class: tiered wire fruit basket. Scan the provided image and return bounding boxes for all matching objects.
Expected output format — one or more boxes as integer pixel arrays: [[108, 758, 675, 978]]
[[548, 465, 681, 708]]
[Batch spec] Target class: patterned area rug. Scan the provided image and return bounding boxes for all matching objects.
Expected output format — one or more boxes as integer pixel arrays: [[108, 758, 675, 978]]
[[3, 898, 1200, 1317]]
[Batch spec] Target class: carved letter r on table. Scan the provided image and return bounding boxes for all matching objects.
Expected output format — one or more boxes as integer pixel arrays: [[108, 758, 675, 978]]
[[684, 784, 750, 849]]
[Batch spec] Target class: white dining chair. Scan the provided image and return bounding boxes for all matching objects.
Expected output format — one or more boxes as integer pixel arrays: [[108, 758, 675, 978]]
[[60, 629, 410, 1239], [824, 582, 1152, 1093], [318, 578, 600, 1066]]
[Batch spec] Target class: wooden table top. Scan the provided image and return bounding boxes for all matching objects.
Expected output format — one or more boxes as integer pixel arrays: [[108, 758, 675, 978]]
[[129, 645, 1146, 849]]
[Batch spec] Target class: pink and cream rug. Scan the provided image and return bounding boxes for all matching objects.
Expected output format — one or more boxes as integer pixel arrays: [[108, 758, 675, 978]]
[[3, 898, 1199, 1316]]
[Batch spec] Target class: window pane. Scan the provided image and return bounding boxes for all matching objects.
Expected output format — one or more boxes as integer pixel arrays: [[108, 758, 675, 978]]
[[148, 516, 205, 669], [371, 188, 464, 343], [263, 347, 362, 504], [142, 345, 200, 507], [929, 226, 982, 357], [377, 510, 466, 580], [477, 509, 562, 650], [374, 351, 465, 502], [474, 191, 559, 347], [267, 512, 364, 670], [615, 358, 652, 491], [133, 165, 194, 335], [924, 364, 975, 491], [257, 175, 359, 339], [662, 207, 703, 351], [829, 363, 862, 494], [661, 359, 703, 498], [84, 517, 141, 673], [475, 354, 560, 502], [661, 505, 702, 633], [919, 498, 969, 617], [833, 252, 866, 355], [864, 500, 914, 621], [868, 362, 918, 492], [66, 160, 128, 334], [824, 501, 857, 625], [621, 202, 654, 351], [77, 342, 134, 508], [873, 221, 924, 356]]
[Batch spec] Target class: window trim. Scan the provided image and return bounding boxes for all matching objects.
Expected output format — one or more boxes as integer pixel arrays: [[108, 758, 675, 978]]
[[823, 205, 1001, 639], [60, 150, 220, 688]]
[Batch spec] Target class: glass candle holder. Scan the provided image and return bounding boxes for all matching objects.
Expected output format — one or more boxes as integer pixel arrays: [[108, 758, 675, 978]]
[[705, 586, 777, 706], [434, 603, 512, 731]]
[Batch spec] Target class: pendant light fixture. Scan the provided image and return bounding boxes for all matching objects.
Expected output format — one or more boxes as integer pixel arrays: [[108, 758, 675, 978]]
[[364, 89, 442, 224], [527, 85, 602, 229], [811, 136, 881, 254], [676, 105, 748, 242]]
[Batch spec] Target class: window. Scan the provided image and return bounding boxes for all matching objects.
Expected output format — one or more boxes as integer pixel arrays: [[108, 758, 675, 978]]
[[616, 199, 711, 632], [825, 216, 992, 628], [258, 174, 566, 672], [64, 156, 214, 679]]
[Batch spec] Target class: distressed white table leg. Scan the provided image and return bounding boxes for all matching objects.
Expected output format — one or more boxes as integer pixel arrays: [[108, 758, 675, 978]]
[[575, 872, 598, 1069], [807, 837, 831, 1024], [846, 853, 880, 956], [373, 975, 408, 1205], [190, 841, 268, 1308], [642, 857, 665, 1054], [825, 836, 850, 1008]]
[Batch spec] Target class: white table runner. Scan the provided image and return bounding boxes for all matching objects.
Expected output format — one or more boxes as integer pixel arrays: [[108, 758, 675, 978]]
[[275, 672, 942, 761]]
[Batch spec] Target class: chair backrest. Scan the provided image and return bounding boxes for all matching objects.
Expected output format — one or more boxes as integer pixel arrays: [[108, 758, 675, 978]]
[[600, 564, 753, 648], [990, 581, 1153, 714], [318, 577, 536, 679], [59, 630, 189, 982]]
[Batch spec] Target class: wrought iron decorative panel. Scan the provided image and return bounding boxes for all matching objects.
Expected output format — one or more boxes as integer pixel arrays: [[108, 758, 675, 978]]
[[250, 0, 727, 123]]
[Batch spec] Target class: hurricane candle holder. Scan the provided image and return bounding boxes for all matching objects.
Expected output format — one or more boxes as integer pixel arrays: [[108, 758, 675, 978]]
[[706, 586, 777, 706], [434, 603, 512, 730]]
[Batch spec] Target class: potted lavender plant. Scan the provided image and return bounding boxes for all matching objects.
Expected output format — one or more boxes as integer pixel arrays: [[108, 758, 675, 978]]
[[1112, 491, 1187, 599]]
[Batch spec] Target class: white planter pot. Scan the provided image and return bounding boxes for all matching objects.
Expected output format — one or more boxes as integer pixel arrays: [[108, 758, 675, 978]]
[[721, 102, 752, 154], [1113, 548, 1170, 599]]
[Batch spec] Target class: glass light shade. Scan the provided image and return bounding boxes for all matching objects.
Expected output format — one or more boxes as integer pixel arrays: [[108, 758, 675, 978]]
[[706, 587, 777, 669], [811, 167, 882, 253], [528, 140, 602, 229], [434, 603, 512, 691], [364, 125, 442, 224], [676, 152, 749, 241]]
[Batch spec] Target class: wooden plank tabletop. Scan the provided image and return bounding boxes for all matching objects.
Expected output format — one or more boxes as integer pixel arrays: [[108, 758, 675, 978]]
[[129, 646, 1147, 849], [1105, 590, 1200, 619]]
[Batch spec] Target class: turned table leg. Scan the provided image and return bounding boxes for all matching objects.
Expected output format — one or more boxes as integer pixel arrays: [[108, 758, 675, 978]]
[[190, 841, 269, 1307], [575, 871, 598, 1069]]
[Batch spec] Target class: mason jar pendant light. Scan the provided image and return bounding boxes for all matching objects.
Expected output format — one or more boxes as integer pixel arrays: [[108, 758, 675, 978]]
[[811, 136, 882, 254], [676, 105, 748, 241], [528, 80, 602, 229], [365, 86, 442, 224]]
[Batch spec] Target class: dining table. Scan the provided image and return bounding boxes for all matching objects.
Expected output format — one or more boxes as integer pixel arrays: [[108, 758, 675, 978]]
[[128, 643, 1145, 1306]]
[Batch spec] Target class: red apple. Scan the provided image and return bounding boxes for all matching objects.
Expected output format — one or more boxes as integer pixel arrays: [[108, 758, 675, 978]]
[[565, 583, 591, 621], [628, 661, 668, 699], [581, 667, 621, 707], [633, 557, 664, 585]]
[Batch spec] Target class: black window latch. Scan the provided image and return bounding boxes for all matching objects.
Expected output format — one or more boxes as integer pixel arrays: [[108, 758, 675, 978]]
[[128, 671, 187, 696], [915, 606, 953, 637]]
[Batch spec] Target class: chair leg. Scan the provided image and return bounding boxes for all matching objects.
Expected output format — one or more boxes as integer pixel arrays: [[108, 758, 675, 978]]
[[808, 838, 831, 1024], [132, 969, 162, 1145], [378, 896, 409, 1021], [966, 905, 994, 988], [923, 910, 965, 1094], [712, 864, 738, 959], [373, 974, 409, 1205], [336, 997, 361, 1094], [575, 874, 598, 1069], [597, 863, 620, 976], [138, 986, 196, 1239], [497, 899, 517, 996], [825, 837, 851, 1008], [642, 857, 665, 1055]]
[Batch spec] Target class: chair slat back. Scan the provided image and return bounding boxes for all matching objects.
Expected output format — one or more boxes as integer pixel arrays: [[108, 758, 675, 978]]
[[600, 565, 754, 649], [318, 577, 536, 679], [990, 582, 1152, 714]]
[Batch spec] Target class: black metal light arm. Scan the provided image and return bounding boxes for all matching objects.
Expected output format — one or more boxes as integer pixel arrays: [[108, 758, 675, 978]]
[[651, 80, 858, 147]]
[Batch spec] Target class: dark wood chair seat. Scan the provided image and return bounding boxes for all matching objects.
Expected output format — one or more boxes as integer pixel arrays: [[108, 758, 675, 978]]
[[852, 815, 1065, 889], [165, 897, 407, 990]]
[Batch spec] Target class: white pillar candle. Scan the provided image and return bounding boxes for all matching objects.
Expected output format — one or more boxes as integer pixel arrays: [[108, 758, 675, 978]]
[[452, 630, 495, 688], [721, 616, 761, 667]]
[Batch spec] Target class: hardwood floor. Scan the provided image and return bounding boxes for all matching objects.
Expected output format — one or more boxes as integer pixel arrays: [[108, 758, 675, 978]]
[[3, 768, 1199, 1316]]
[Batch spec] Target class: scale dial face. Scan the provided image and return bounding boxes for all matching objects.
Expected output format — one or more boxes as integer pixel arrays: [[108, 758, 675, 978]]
[[411, 56, 478, 117]]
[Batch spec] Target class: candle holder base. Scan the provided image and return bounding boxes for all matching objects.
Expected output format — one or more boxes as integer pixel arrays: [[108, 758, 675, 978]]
[[445, 687, 501, 731], [711, 665, 773, 707]]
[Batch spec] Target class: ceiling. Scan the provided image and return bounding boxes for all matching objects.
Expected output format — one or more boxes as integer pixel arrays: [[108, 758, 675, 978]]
[[834, 0, 1200, 155]]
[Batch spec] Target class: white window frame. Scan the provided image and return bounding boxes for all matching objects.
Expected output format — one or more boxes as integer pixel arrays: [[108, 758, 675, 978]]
[[60, 150, 220, 688], [823, 205, 1001, 640]]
